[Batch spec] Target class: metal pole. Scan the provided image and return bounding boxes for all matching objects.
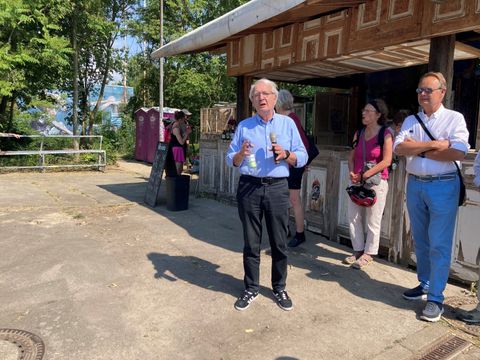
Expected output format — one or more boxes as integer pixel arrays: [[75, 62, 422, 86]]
[[159, 0, 165, 142], [142, 0, 147, 106]]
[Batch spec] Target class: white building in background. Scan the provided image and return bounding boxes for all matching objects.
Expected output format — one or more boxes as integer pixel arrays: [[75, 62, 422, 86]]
[[52, 85, 134, 131]]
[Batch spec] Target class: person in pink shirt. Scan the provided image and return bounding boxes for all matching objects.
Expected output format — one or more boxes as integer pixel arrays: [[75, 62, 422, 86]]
[[344, 99, 393, 269]]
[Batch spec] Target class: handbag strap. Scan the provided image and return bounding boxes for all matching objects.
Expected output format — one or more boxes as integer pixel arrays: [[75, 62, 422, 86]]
[[361, 128, 367, 168], [413, 113, 463, 178]]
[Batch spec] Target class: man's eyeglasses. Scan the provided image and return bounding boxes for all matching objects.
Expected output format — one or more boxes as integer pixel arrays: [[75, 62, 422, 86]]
[[416, 87, 443, 95], [362, 108, 377, 113], [253, 91, 275, 98]]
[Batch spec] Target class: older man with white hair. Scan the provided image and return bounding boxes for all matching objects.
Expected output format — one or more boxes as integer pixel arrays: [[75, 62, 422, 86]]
[[226, 78, 307, 311]]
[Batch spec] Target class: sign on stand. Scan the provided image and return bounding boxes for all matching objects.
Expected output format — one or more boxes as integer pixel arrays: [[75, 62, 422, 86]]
[[144, 142, 169, 207]]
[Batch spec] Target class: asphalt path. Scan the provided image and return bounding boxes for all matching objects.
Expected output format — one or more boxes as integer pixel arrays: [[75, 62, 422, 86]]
[[0, 161, 478, 359]]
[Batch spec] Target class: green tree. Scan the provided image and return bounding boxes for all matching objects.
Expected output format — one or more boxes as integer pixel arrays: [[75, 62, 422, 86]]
[[126, 0, 249, 128], [0, 0, 71, 130], [65, 0, 135, 137]]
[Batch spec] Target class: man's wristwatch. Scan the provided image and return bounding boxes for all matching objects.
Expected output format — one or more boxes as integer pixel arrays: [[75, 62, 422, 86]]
[[284, 150, 291, 160]]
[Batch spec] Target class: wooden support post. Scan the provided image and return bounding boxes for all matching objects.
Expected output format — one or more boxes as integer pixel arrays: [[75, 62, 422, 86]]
[[236, 76, 252, 121], [428, 35, 455, 108]]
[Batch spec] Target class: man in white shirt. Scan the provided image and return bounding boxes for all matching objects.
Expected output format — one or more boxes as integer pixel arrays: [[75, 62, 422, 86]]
[[457, 152, 480, 324], [394, 72, 470, 322]]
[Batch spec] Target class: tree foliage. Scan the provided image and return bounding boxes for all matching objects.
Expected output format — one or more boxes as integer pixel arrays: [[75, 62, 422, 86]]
[[65, 0, 135, 136], [2, 0, 280, 151], [126, 0, 249, 126], [0, 0, 136, 136], [0, 0, 71, 129]]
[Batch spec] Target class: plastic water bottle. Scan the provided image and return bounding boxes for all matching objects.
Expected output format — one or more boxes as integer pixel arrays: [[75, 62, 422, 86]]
[[247, 153, 257, 175]]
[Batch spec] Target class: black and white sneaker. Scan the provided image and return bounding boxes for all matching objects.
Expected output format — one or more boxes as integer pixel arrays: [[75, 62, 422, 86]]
[[403, 285, 428, 300], [234, 290, 258, 311], [272, 290, 293, 311]]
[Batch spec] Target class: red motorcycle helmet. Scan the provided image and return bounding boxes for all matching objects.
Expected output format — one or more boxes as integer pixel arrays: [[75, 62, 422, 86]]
[[346, 185, 377, 207]]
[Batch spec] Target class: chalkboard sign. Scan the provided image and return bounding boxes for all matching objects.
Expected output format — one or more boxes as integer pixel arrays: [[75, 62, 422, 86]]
[[144, 142, 169, 207]]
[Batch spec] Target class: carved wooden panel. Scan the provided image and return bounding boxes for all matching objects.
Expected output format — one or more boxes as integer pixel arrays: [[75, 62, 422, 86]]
[[261, 58, 275, 71], [422, 0, 480, 37], [297, 10, 347, 63], [263, 31, 275, 51], [388, 0, 414, 20], [227, 0, 480, 80], [302, 34, 320, 62], [280, 24, 294, 48], [275, 24, 296, 67], [348, 0, 421, 53], [242, 35, 256, 66], [229, 40, 240, 68], [277, 54, 292, 68], [433, 0, 466, 22], [324, 29, 343, 57], [356, 0, 382, 30], [257, 24, 298, 70], [227, 35, 260, 76]]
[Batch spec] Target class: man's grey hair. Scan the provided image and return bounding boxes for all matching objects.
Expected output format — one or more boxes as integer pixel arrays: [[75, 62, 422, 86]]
[[249, 78, 279, 101], [419, 71, 447, 89], [276, 89, 294, 111]]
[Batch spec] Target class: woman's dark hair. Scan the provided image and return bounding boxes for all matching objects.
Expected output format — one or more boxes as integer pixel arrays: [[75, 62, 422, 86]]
[[368, 99, 389, 125], [174, 110, 186, 121]]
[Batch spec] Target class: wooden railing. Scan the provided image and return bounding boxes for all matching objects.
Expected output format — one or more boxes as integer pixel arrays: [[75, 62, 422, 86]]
[[0, 135, 106, 171]]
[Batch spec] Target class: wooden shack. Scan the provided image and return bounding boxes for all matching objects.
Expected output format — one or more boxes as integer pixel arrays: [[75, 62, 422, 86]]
[[153, 0, 480, 282]]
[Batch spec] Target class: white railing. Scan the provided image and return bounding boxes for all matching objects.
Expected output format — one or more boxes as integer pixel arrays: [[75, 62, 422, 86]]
[[0, 135, 106, 171]]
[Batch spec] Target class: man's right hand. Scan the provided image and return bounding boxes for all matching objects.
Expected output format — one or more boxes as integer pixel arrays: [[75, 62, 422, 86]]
[[233, 140, 251, 167], [241, 140, 251, 156]]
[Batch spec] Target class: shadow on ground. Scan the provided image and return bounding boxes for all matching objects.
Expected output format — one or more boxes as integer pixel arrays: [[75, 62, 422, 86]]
[[146, 253, 273, 298], [99, 180, 441, 315]]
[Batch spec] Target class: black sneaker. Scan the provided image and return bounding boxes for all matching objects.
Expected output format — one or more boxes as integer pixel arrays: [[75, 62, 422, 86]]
[[403, 285, 428, 300], [273, 290, 293, 311], [234, 290, 258, 311], [287, 232, 306, 248]]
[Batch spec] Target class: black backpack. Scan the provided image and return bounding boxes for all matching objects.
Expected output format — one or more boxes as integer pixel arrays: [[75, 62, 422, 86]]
[[352, 126, 398, 173]]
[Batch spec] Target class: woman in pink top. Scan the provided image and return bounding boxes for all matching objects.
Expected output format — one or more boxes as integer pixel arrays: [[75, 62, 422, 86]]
[[344, 99, 393, 269]]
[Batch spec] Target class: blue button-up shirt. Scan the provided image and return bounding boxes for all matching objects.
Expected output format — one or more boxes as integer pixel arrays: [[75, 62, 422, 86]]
[[225, 112, 307, 177]]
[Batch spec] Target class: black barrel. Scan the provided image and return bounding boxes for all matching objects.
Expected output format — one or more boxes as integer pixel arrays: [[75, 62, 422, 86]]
[[166, 175, 190, 211]]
